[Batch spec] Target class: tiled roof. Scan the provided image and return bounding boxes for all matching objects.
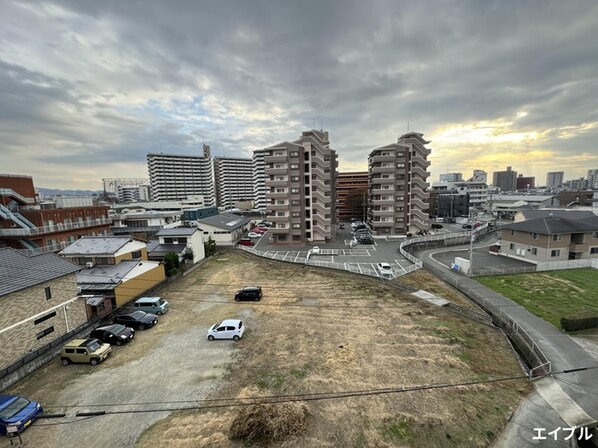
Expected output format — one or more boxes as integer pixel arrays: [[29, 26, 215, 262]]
[[197, 214, 250, 230], [76, 260, 140, 285], [155, 227, 198, 237], [0, 248, 81, 297], [519, 210, 595, 221], [503, 216, 598, 235], [148, 244, 187, 257], [59, 236, 136, 255]]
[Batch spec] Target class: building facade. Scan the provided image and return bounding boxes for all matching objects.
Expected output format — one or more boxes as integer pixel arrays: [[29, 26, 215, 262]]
[[264, 130, 338, 244], [546, 171, 564, 189], [214, 157, 253, 208], [587, 169, 598, 190], [252, 149, 267, 211], [436, 191, 470, 219], [147, 144, 215, 204], [102, 178, 150, 203], [439, 172, 463, 182], [367, 132, 431, 235], [1, 174, 110, 253], [492, 166, 518, 192], [516, 175, 535, 191], [336, 172, 368, 221]]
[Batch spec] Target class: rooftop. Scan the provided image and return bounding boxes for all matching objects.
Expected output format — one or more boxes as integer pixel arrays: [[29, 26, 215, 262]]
[[502, 216, 598, 235], [59, 236, 139, 256], [197, 214, 250, 230], [155, 227, 199, 237]]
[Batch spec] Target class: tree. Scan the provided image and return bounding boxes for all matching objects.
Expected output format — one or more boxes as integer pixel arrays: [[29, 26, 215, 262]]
[[182, 247, 194, 262], [164, 252, 181, 276], [205, 236, 217, 257]]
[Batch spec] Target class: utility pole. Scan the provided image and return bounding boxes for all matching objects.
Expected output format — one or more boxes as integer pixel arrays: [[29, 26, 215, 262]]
[[469, 213, 474, 276]]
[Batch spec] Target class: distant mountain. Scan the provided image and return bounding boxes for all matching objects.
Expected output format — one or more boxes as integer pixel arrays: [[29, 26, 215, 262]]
[[37, 187, 103, 197]]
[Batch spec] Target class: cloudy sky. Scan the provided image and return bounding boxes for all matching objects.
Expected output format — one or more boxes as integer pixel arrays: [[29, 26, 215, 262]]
[[1, 0, 597, 189]]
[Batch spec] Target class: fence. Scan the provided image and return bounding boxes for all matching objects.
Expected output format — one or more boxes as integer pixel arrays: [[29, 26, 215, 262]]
[[473, 255, 598, 277]]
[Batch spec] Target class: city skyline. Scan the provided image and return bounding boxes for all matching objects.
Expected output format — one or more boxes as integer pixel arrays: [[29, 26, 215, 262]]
[[1, 1, 597, 189]]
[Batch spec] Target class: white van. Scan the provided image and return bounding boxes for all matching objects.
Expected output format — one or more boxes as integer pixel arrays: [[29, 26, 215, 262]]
[[435, 217, 444, 223], [133, 297, 169, 315]]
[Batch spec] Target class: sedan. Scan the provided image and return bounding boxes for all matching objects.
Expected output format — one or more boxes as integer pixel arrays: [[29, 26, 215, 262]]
[[357, 236, 374, 245], [207, 319, 245, 341], [376, 262, 393, 276], [90, 324, 134, 346], [251, 227, 267, 234], [247, 232, 262, 238], [114, 311, 158, 330], [0, 395, 43, 435]]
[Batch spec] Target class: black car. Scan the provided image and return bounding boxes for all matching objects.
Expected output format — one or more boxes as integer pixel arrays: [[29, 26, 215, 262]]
[[357, 235, 374, 244], [235, 286, 262, 301], [90, 324, 134, 346], [431, 223, 443, 229], [114, 311, 158, 330]]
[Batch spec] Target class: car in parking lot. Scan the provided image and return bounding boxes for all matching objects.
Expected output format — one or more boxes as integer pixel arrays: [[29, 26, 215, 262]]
[[60, 338, 112, 366], [239, 238, 255, 247], [133, 296, 169, 315], [462, 223, 472, 230], [114, 311, 158, 330], [0, 395, 43, 435], [357, 235, 374, 244], [353, 228, 370, 236], [311, 246, 321, 255], [251, 227, 267, 234], [234, 286, 262, 301], [207, 319, 245, 341], [247, 232, 262, 238], [257, 221, 272, 227], [376, 262, 393, 276], [431, 223, 443, 229], [90, 324, 135, 346]]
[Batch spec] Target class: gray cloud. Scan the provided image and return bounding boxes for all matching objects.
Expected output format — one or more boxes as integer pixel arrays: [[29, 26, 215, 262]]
[[1, 0, 597, 188]]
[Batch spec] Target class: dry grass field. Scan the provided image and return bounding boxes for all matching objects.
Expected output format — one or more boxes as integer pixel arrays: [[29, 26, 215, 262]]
[[137, 251, 530, 448]]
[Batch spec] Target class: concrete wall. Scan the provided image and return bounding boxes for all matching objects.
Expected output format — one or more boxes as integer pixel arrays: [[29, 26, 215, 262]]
[[0, 273, 87, 371]]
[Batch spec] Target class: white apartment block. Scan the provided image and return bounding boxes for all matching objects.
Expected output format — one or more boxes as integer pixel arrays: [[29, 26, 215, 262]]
[[102, 178, 150, 203], [252, 149, 267, 211], [264, 130, 337, 244], [439, 172, 463, 182], [147, 144, 215, 205], [587, 169, 598, 189], [214, 157, 253, 208], [546, 171, 564, 188], [368, 132, 431, 235]]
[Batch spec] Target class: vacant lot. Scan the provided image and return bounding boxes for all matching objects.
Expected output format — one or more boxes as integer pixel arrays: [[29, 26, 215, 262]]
[[136, 252, 529, 448], [477, 268, 598, 329]]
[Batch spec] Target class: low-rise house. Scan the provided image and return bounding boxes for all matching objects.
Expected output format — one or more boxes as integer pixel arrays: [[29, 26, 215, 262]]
[[0, 248, 85, 371], [148, 227, 205, 263], [196, 214, 251, 246], [513, 209, 595, 223], [499, 216, 598, 263]]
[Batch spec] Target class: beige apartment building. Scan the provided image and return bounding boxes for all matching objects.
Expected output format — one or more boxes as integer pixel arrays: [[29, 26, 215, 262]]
[[367, 132, 431, 235], [264, 130, 337, 244]]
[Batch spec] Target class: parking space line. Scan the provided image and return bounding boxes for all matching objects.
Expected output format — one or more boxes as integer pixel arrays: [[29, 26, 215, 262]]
[[394, 260, 407, 275], [295, 252, 300, 262], [284, 251, 290, 261]]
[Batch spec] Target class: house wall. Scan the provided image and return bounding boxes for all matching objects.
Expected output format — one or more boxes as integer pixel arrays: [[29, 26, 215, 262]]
[[189, 231, 205, 263], [500, 230, 570, 262], [114, 247, 148, 264], [0, 273, 87, 370], [113, 264, 166, 307], [198, 223, 248, 246]]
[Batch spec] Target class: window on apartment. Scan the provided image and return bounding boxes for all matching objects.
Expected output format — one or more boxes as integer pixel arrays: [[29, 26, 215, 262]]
[[276, 188, 285, 193], [276, 176, 285, 181], [592, 232, 598, 238], [292, 223, 301, 229], [290, 164, 299, 169], [277, 223, 286, 228], [36, 326, 55, 340], [291, 200, 300, 206], [531, 233, 539, 240], [291, 176, 299, 182], [509, 243, 515, 250], [591, 247, 598, 254], [275, 164, 283, 168], [552, 234, 562, 242], [292, 212, 300, 218], [44, 287, 52, 300], [531, 248, 538, 255], [291, 188, 299, 194], [277, 212, 285, 217], [132, 250, 142, 259], [551, 249, 560, 257], [290, 151, 298, 157], [276, 200, 285, 205], [396, 196, 404, 201], [34, 311, 57, 325], [397, 163, 404, 168]]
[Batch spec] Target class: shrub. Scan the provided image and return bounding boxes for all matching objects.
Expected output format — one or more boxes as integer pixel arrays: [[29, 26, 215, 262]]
[[561, 316, 598, 332]]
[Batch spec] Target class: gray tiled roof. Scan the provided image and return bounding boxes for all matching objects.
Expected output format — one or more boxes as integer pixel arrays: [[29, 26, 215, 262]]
[[148, 244, 187, 257], [155, 227, 198, 237], [518, 210, 595, 221], [76, 260, 140, 285], [503, 216, 598, 235], [59, 236, 136, 256], [0, 248, 81, 297], [197, 214, 250, 230]]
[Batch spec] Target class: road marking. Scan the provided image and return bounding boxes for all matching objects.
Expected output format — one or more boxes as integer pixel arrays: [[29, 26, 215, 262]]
[[394, 260, 407, 274], [536, 377, 594, 427], [294, 252, 300, 262]]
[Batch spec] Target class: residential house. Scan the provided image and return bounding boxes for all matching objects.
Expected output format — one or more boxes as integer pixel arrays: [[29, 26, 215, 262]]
[[196, 214, 251, 246], [513, 209, 595, 223], [0, 248, 85, 370], [148, 227, 205, 263], [499, 216, 598, 263]]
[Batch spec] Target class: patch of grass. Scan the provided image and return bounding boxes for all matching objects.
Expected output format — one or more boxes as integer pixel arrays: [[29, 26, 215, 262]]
[[478, 269, 598, 328], [380, 420, 412, 442]]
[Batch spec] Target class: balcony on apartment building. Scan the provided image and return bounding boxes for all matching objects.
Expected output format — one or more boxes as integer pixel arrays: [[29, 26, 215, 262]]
[[0, 217, 111, 237], [264, 155, 289, 163], [370, 165, 395, 175], [265, 166, 290, 175], [267, 190, 290, 199], [411, 154, 431, 167], [370, 154, 396, 163], [265, 178, 289, 188], [371, 197, 395, 206], [411, 166, 430, 178], [371, 175, 395, 185], [370, 187, 394, 195]]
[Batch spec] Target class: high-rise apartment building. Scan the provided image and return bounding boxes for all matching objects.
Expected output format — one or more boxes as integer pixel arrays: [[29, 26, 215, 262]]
[[468, 170, 488, 183], [492, 166, 518, 192], [264, 130, 337, 244], [214, 157, 253, 208], [587, 169, 598, 189], [147, 144, 215, 204], [252, 149, 267, 211], [102, 178, 150, 203], [516, 175, 535, 191], [367, 132, 431, 235], [336, 172, 368, 221], [439, 172, 463, 182], [546, 171, 564, 188]]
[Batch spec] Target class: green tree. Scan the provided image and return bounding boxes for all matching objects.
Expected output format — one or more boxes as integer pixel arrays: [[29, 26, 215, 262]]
[[182, 247, 194, 262], [164, 252, 180, 276], [205, 236, 217, 257]]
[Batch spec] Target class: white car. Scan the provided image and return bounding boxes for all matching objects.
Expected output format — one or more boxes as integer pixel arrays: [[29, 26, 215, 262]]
[[247, 232, 262, 238], [207, 319, 245, 341], [311, 246, 320, 255], [376, 262, 393, 276]]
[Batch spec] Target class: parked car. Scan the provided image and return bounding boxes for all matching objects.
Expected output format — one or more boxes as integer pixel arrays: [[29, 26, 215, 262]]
[[207, 319, 245, 341], [353, 228, 370, 235], [60, 338, 111, 366], [311, 246, 321, 255], [376, 262, 393, 276], [251, 227, 267, 234], [239, 238, 255, 247], [350, 221, 363, 230], [114, 311, 158, 330], [357, 235, 374, 244], [90, 324, 135, 346], [247, 232, 262, 238], [258, 221, 273, 227], [0, 395, 43, 435], [462, 223, 472, 229], [431, 223, 443, 229], [133, 296, 169, 315], [235, 286, 262, 301], [339, 223, 345, 229]]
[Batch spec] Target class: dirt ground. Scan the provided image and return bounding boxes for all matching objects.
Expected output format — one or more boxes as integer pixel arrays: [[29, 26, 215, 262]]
[[135, 252, 530, 448]]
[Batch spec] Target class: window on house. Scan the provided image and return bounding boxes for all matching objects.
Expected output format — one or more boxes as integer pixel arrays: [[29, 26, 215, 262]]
[[509, 243, 515, 250], [531, 233, 539, 240], [552, 234, 562, 241], [132, 250, 142, 259], [591, 247, 598, 254], [551, 249, 560, 257], [34, 311, 57, 325], [531, 248, 538, 255], [36, 326, 55, 340], [44, 287, 52, 300]]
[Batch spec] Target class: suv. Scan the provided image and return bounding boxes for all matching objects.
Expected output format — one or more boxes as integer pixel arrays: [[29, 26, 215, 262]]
[[133, 296, 169, 315], [235, 286, 262, 301], [60, 339, 111, 366]]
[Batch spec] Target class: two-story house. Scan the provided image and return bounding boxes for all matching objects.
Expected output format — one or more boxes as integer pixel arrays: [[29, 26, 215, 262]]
[[148, 227, 205, 263]]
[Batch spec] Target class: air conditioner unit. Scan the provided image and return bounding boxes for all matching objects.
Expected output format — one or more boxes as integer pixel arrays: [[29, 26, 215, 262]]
[[85, 262, 95, 268]]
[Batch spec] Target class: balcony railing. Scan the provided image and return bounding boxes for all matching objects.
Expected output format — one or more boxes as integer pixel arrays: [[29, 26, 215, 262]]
[[0, 217, 110, 236]]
